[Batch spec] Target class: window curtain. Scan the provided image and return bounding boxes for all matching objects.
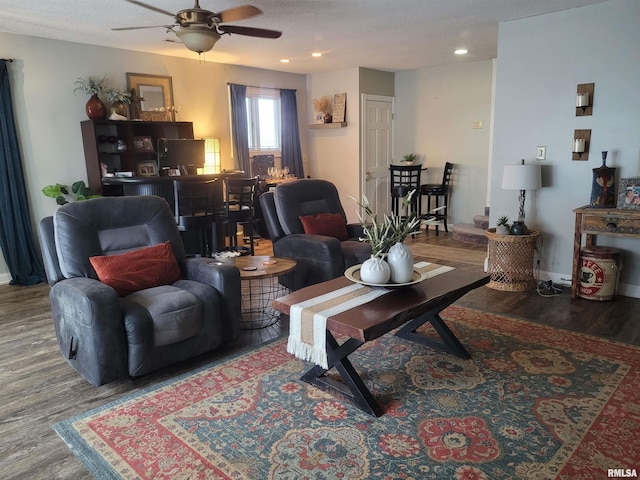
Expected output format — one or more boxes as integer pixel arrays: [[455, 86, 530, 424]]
[[280, 89, 305, 179], [0, 60, 46, 285], [229, 84, 250, 174]]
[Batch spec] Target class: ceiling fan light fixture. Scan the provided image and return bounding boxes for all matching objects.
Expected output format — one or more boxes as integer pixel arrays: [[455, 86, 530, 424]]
[[176, 26, 220, 53]]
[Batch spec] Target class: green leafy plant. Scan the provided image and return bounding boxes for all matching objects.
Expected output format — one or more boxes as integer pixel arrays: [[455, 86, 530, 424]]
[[350, 191, 421, 258], [73, 75, 106, 96], [401, 153, 418, 163], [105, 87, 132, 104], [42, 181, 100, 205], [497, 215, 510, 226]]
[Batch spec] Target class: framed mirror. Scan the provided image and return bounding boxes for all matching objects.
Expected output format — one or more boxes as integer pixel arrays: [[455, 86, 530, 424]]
[[126, 73, 174, 122]]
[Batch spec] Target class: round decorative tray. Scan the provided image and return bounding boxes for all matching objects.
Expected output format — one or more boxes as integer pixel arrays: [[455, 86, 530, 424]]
[[344, 264, 428, 288]]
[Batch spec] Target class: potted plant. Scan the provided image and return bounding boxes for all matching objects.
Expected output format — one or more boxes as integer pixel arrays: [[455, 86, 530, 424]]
[[105, 87, 132, 119], [74, 75, 107, 120], [42, 181, 100, 205], [401, 153, 418, 165], [496, 215, 511, 235]]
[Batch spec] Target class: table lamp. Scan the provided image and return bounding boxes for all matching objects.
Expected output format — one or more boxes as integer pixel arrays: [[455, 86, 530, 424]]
[[501, 159, 542, 234]]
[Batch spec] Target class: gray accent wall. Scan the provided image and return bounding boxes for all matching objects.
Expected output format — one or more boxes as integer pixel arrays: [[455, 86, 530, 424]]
[[491, 0, 640, 295]]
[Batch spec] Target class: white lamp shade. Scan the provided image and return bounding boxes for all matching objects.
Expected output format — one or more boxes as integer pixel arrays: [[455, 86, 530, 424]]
[[176, 27, 220, 53], [501, 164, 542, 191]]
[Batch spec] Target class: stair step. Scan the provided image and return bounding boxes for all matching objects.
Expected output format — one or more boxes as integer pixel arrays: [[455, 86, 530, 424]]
[[473, 215, 489, 229], [451, 223, 488, 245]]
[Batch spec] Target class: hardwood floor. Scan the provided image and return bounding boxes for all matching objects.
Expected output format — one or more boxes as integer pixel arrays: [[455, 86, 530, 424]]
[[1, 232, 638, 479]]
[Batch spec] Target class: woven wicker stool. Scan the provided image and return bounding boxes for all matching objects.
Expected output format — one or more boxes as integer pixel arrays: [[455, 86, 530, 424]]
[[485, 229, 540, 291]]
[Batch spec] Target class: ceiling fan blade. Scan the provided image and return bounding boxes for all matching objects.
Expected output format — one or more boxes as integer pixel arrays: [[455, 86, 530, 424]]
[[214, 5, 262, 23], [125, 0, 177, 18], [112, 25, 173, 31], [218, 25, 281, 39]]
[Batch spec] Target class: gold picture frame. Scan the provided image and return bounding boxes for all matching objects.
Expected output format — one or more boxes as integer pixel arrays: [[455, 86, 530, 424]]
[[136, 160, 159, 177], [126, 73, 174, 122]]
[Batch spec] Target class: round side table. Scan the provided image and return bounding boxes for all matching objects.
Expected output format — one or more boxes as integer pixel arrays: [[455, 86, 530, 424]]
[[485, 229, 540, 291], [235, 255, 297, 329]]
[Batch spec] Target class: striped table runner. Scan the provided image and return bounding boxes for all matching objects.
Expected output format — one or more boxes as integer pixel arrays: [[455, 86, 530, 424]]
[[287, 262, 454, 368]]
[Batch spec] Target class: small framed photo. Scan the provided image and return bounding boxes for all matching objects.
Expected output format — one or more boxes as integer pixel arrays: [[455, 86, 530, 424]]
[[167, 168, 181, 176], [617, 177, 640, 210], [136, 160, 158, 177], [313, 112, 325, 124], [132, 136, 155, 153]]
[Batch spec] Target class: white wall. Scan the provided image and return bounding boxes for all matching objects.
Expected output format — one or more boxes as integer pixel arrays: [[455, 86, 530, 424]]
[[0, 33, 308, 283], [306, 68, 361, 223], [490, 0, 640, 295], [394, 60, 493, 226]]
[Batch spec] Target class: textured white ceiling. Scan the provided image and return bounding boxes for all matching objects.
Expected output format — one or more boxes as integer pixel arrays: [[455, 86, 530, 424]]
[[0, 0, 608, 74]]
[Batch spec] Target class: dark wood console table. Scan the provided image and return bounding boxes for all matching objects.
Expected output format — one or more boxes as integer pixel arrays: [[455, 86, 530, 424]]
[[571, 206, 640, 299]]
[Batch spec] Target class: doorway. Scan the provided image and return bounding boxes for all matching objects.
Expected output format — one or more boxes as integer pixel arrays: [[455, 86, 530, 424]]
[[361, 94, 395, 216]]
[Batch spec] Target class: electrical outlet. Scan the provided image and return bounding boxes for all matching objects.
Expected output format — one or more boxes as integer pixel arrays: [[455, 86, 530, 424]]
[[536, 146, 546, 160]]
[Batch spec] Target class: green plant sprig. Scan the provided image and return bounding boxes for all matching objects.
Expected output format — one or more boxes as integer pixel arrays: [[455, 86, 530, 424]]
[[350, 190, 422, 258], [42, 181, 100, 205], [73, 75, 106, 96], [105, 87, 132, 103]]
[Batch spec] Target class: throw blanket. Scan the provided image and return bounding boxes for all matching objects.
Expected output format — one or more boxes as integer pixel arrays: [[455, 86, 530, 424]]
[[287, 262, 454, 368]]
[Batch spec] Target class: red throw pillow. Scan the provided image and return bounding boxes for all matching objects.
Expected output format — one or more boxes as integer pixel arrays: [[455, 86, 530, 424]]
[[299, 213, 349, 241], [89, 241, 181, 297]]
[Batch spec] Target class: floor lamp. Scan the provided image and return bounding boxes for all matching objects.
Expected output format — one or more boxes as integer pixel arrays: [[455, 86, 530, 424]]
[[501, 159, 542, 234]]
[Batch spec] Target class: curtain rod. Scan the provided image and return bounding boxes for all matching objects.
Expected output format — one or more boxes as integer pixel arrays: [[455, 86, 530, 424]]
[[1, 58, 14, 62], [227, 82, 295, 92]]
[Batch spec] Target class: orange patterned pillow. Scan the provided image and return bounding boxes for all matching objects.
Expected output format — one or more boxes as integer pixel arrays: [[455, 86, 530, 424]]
[[299, 213, 349, 241], [89, 241, 181, 297]]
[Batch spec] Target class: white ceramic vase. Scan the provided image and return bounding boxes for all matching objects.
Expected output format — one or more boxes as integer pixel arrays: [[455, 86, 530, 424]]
[[360, 256, 391, 284], [387, 242, 414, 283]]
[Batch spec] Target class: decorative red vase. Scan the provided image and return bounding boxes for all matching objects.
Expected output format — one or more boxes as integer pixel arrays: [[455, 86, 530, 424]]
[[85, 94, 107, 120]]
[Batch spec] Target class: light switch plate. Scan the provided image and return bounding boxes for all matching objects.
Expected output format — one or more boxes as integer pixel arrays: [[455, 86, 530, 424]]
[[536, 146, 546, 160]]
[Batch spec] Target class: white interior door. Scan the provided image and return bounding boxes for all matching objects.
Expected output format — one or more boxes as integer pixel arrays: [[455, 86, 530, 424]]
[[361, 94, 394, 216]]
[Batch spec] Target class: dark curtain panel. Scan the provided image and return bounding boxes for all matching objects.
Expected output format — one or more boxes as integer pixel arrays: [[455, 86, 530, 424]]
[[280, 89, 305, 179], [229, 84, 250, 174], [0, 60, 46, 285]]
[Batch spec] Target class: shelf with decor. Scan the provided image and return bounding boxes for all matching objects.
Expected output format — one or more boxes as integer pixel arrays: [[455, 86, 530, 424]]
[[309, 122, 348, 129], [80, 119, 194, 194]]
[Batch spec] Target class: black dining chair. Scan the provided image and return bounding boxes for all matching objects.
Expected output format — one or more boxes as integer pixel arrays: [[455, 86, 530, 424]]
[[389, 164, 423, 219], [173, 179, 221, 256], [217, 177, 259, 255], [420, 162, 454, 235]]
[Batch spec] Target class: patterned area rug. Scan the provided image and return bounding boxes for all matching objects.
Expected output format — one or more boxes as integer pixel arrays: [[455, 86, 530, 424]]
[[53, 306, 640, 479]]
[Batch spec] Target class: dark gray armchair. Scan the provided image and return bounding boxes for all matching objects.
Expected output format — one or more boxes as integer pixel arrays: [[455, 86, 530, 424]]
[[39, 195, 242, 386], [260, 179, 371, 290]]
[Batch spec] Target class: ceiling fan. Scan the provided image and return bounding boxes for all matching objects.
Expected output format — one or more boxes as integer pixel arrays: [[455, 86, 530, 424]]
[[113, 0, 282, 54]]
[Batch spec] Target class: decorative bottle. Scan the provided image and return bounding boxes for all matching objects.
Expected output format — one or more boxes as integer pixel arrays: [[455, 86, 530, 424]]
[[590, 151, 616, 208], [387, 242, 414, 283], [360, 256, 391, 284]]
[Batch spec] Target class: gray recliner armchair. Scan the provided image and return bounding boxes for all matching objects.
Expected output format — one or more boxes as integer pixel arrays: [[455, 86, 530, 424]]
[[39, 195, 242, 386], [260, 179, 371, 290]]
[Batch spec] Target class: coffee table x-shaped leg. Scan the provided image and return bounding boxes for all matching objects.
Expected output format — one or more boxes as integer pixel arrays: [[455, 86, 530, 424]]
[[300, 304, 471, 417]]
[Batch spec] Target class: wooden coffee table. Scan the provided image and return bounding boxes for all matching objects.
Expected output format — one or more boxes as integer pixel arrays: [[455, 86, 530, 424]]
[[235, 255, 297, 329], [272, 266, 489, 416]]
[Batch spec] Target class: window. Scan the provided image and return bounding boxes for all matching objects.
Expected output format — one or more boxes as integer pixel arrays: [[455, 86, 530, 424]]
[[246, 87, 281, 153]]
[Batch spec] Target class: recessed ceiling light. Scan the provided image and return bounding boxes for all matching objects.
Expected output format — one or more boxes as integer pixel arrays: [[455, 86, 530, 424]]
[[280, 58, 290, 63], [311, 52, 322, 57], [454, 49, 469, 55]]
